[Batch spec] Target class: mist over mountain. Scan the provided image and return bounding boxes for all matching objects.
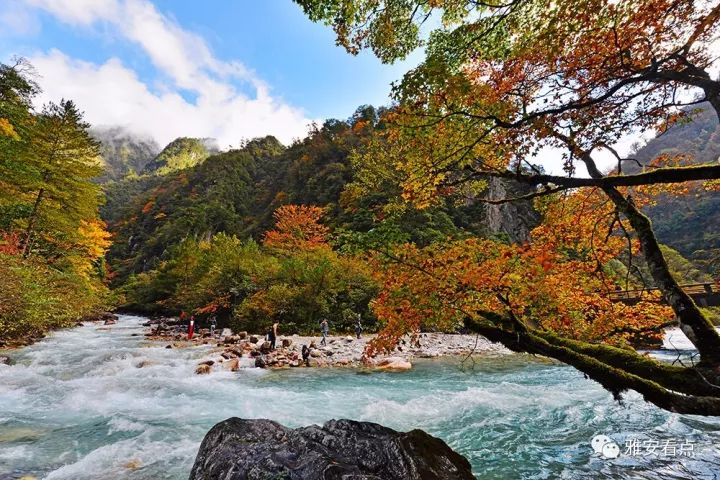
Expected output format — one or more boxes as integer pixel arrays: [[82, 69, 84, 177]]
[[91, 126, 160, 182]]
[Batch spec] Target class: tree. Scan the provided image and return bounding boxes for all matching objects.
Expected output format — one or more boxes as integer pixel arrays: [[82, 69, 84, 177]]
[[263, 204, 330, 252], [298, 0, 720, 414], [0, 60, 111, 344], [0, 59, 39, 230], [18, 100, 103, 258]]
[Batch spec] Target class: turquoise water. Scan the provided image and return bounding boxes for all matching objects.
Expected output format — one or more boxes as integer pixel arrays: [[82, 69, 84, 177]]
[[1, 315, 719, 479]]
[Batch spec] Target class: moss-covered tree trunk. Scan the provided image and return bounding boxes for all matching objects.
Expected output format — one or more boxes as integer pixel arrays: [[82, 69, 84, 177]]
[[582, 156, 720, 366]]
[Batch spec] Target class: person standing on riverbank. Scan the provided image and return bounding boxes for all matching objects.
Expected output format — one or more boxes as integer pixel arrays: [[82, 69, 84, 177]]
[[209, 316, 217, 337], [354, 314, 363, 339], [301, 344, 311, 366], [268, 322, 278, 350], [187, 315, 195, 340], [320, 318, 329, 346]]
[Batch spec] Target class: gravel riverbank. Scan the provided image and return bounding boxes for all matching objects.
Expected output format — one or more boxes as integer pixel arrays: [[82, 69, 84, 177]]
[[140, 318, 510, 372]]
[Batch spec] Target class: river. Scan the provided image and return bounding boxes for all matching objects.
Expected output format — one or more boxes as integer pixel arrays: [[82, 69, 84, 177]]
[[1, 315, 719, 479]]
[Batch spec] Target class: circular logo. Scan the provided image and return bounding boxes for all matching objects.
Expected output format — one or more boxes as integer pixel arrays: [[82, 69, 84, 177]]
[[591, 434, 620, 459]]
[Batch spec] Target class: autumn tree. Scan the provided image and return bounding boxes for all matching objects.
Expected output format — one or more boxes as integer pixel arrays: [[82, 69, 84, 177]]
[[0, 60, 111, 344], [19, 100, 103, 258], [264, 204, 331, 252], [298, 0, 720, 414]]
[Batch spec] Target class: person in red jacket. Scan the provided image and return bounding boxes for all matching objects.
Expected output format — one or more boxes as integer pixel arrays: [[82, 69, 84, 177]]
[[187, 315, 195, 340]]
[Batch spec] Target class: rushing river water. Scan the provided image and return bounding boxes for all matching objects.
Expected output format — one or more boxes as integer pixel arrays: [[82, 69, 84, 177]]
[[1, 315, 719, 479]]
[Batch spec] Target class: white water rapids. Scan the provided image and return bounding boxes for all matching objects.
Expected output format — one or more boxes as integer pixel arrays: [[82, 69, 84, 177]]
[[1, 315, 719, 479]]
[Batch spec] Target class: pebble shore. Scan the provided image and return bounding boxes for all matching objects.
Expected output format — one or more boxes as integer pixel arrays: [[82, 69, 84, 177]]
[[140, 318, 510, 373]]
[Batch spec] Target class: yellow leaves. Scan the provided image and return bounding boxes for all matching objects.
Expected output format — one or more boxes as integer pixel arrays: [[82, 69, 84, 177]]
[[0, 118, 20, 140], [77, 220, 111, 261]]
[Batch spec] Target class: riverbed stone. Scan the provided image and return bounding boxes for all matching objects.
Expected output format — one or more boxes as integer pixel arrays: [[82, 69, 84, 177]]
[[225, 358, 240, 372], [189, 418, 474, 480], [376, 357, 412, 371], [259, 341, 272, 353], [195, 364, 212, 375]]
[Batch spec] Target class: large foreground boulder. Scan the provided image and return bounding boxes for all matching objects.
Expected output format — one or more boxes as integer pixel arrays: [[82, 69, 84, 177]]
[[189, 418, 474, 480]]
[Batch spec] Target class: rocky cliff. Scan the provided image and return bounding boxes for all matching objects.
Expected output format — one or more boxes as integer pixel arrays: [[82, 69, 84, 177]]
[[481, 177, 541, 243]]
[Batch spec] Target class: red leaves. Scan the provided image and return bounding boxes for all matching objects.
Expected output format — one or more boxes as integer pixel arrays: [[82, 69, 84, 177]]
[[368, 189, 672, 354], [0, 231, 22, 255]]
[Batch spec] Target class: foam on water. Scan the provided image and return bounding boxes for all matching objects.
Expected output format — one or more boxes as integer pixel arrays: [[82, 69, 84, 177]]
[[1, 315, 719, 479]]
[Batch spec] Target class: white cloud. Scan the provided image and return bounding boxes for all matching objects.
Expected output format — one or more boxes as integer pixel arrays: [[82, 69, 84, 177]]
[[11, 0, 312, 147], [25, 0, 119, 26], [30, 50, 310, 148]]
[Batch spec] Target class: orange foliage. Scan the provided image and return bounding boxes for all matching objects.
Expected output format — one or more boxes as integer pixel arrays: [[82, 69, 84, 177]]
[[367, 190, 672, 355], [263, 205, 330, 252], [141, 199, 155, 214], [0, 231, 22, 255]]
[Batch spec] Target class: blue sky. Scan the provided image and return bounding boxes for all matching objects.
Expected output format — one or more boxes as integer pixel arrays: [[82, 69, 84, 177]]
[[0, 0, 420, 148]]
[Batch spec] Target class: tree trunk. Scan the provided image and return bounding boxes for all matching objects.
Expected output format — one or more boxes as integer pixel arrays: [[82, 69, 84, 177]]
[[21, 187, 44, 258], [465, 317, 720, 415], [583, 157, 720, 366]]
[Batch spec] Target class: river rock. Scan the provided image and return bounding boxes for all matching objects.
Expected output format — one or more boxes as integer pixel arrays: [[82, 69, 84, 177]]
[[376, 357, 412, 371], [281, 338, 292, 348], [195, 364, 212, 375], [254, 356, 267, 368], [221, 328, 232, 337], [198, 360, 215, 367], [259, 341, 272, 354], [237, 331, 247, 339], [0, 355, 13, 365], [249, 335, 259, 344], [135, 360, 155, 368], [189, 418, 474, 480], [225, 358, 240, 372]]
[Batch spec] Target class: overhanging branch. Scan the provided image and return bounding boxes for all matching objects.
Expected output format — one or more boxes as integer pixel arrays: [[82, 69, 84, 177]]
[[482, 164, 720, 190]]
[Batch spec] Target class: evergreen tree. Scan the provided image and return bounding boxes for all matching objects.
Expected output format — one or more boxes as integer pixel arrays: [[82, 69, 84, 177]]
[[20, 100, 103, 258]]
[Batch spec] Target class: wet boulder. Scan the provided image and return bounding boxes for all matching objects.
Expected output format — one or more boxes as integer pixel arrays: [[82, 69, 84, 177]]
[[254, 356, 267, 368], [189, 418, 474, 480], [225, 358, 240, 372], [375, 357, 412, 371]]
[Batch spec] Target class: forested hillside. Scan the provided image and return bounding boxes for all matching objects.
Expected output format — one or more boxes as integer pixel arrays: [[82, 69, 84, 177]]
[[0, 61, 112, 345], [92, 105, 541, 332], [91, 126, 159, 182], [635, 105, 720, 272]]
